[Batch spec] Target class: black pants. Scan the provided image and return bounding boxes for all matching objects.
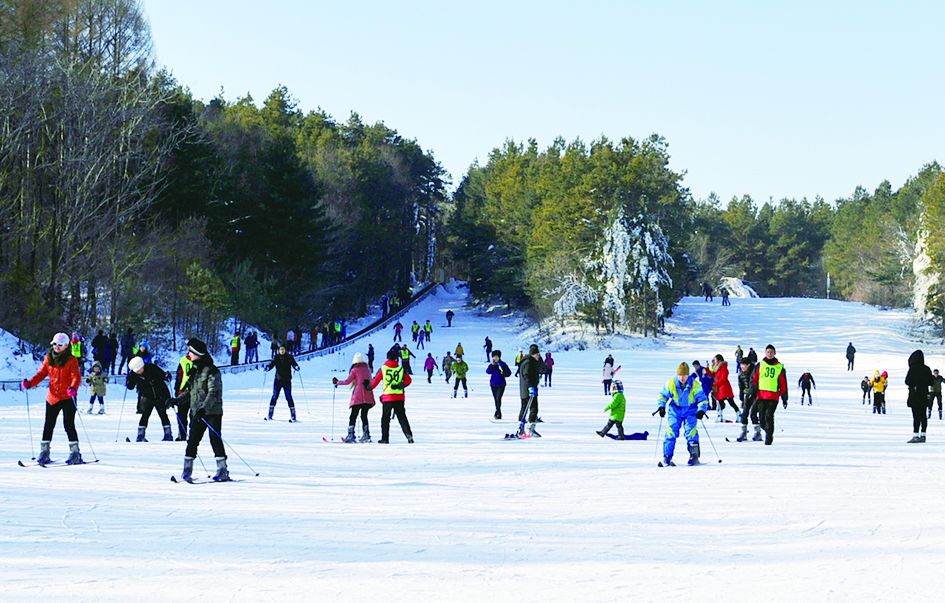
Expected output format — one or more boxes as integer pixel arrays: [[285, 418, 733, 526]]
[[139, 397, 170, 427], [739, 397, 759, 425], [381, 401, 411, 440], [932, 392, 942, 411], [186, 414, 225, 458], [544, 369, 552, 387], [454, 377, 467, 392], [800, 385, 812, 403], [349, 403, 371, 427], [519, 395, 538, 423], [491, 385, 505, 410], [270, 380, 295, 406], [912, 403, 929, 433], [718, 397, 738, 412], [848, 359, 854, 370], [756, 398, 779, 434], [427, 369, 434, 383], [603, 380, 612, 395], [874, 391, 885, 414], [88, 395, 104, 407], [43, 398, 78, 441]]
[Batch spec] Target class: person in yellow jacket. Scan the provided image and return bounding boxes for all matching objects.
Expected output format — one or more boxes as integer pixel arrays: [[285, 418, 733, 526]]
[[230, 332, 241, 366], [871, 370, 888, 415], [370, 349, 414, 444]]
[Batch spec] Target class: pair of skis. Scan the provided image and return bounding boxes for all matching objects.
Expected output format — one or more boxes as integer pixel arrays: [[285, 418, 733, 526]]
[[18, 459, 99, 468]]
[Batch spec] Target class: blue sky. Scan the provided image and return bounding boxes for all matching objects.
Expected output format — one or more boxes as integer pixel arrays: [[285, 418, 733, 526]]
[[145, 0, 943, 204]]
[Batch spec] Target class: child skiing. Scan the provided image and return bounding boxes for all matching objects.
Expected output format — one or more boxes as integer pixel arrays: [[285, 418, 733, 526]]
[[452, 354, 469, 398], [85, 361, 108, 414], [656, 362, 709, 466], [861, 376, 872, 405], [597, 380, 626, 439]]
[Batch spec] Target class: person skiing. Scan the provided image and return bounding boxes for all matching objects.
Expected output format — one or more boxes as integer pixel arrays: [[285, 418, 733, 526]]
[[735, 357, 760, 442], [424, 320, 433, 342], [455, 342, 464, 358], [517, 344, 544, 437], [70, 332, 85, 376], [393, 321, 404, 342], [173, 342, 196, 441], [176, 338, 229, 482], [126, 356, 173, 442], [85, 361, 108, 414], [135, 340, 153, 364], [906, 350, 934, 443], [411, 321, 420, 343], [750, 344, 788, 445], [692, 360, 715, 409], [861, 375, 872, 405], [597, 380, 626, 439], [452, 354, 469, 398], [22, 332, 84, 465], [930, 369, 944, 420], [367, 344, 375, 373], [486, 350, 512, 419], [846, 342, 856, 371], [265, 344, 300, 422], [443, 351, 455, 383], [708, 354, 737, 422], [423, 353, 439, 383], [400, 345, 416, 375], [91, 330, 109, 367], [483, 336, 493, 361], [370, 348, 414, 444], [446, 310, 454, 327], [333, 352, 375, 443], [107, 332, 119, 375], [602, 355, 615, 395], [871, 370, 887, 415], [656, 362, 709, 466], [798, 371, 816, 405], [734, 345, 744, 367], [544, 352, 554, 387]]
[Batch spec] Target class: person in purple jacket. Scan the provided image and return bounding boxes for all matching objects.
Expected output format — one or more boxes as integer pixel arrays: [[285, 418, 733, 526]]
[[486, 350, 512, 420], [423, 353, 439, 383], [543, 352, 555, 387]]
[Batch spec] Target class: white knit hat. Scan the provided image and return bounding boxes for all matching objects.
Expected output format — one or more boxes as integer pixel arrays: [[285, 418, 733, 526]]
[[352, 352, 367, 365], [129, 357, 145, 372]]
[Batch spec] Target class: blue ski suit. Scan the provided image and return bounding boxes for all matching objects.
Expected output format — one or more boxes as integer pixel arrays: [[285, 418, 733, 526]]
[[658, 374, 710, 460]]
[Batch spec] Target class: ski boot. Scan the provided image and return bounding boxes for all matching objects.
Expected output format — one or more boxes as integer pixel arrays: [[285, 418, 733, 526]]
[[407, 435, 414, 443], [765, 429, 774, 445], [908, 434, 922, 443], [494, 409, 502, 420], [181, 457, 195, 483], [660, 457, 676, 467], [98, 405, 105, 415], [88, 404, 94, 414], [752, 425, 763, 441], [597, 420, 614, 437], [267, 404, 275, 421], [451, 390, 457, 399], [920, 433, 927, 443], [136, 426, 148, 442], [378, 438, 389, 444], [687, 442, 701, 465], [289, 407, 297, 423], [527, 423, 541, 438], [615, 423, 625, 440], [464, 391, 468, 398], [736, 425, 749, 442], [162, 425, 174, 442], [37, 441, 51, 465], [212, 457, 231, 482], [359, 426, 372, 443], [343, 426, 357, 443], [66, 441, 83, 465]]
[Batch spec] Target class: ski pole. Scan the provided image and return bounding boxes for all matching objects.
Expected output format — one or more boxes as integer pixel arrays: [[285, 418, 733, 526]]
[[256, 370, 268, 415], [71, 397, 98, 461], [699, 418, 722, 463], [199, 418, 259, 476], [296, 371, 312, 416], [114, 387, 128, 442], [653, 413, 664, 464], [24, 386, 35, 460], [330, 384, 337, 441]]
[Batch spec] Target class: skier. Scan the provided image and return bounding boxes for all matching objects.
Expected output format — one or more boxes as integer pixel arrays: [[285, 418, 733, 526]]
[[798, 371, 816, 405], [91, 330, 109, 367], [602, 355, 615, 395], [423, 353, 439, 383], [176, 338, 229, 482], [544, 352, 554, 387], [692, 360, 715, 409], [400, 345, 416, 375], [107, 332, 119, 375], [656, 362, 709, 466], [721, 287, 731, 306], [930, 369, 944, 420], [244, 331, 259, 364], [906, 350, 934, 443], [446, 310, 454, 327], [484, 336, 493, 361], [452, 354, 469, 398], [734, 345, 744, 367], [871, 370, 887, 415], [265, 344, 300, 422], [846, 342, 856, 371], [517, 345, 544, 437], [367, 344, 375, 373], [126, 356, 173, 442], [370, 348, 414, 444], [85, 361, 108, 414], [735, 357, 761, 442], [486, 350, 512, 419], [750, 344, 788, 445], [597, 380, 626, 439], [333, 352, 375, 443], [455, 342, 464, 358], [173, 343, 195, 441], [411, 321, 420, 343], [22, 332, 84, 465], [708, 354, 737, 422], [424, 320, 433, 342], [393, 321, 404, 342], [135, 340, 153, 364], [861, 376, 872, 405]]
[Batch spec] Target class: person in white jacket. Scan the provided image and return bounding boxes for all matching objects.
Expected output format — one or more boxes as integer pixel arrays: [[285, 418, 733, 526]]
[[602, 355, 615, 395]]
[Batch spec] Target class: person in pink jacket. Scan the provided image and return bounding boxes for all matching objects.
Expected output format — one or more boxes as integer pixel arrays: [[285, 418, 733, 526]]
[[423, 353, 439, 383], [333, 352, 376, 442]]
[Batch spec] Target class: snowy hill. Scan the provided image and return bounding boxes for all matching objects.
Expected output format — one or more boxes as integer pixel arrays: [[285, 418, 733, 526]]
[[2, 290, 944, 603]]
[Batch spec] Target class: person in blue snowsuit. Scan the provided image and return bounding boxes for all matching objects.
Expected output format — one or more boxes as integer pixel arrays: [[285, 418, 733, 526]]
[[656, 362, 710, 466]]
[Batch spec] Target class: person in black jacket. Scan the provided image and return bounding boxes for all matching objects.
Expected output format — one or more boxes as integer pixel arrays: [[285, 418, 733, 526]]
[[266, 344, 300, 422], [517, 344, 545, 437], [906, 349, 934, 443], [930, 369, 945, 420], [126, 356, 173, 442], [735, 358, 760, 441], [846, 342, 856, 371], [798, 372, 816, 405]]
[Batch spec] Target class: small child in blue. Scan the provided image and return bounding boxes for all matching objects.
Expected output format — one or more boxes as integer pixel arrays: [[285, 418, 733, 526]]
[[597, 380, 626, 439], [656, 362, 709, 466]]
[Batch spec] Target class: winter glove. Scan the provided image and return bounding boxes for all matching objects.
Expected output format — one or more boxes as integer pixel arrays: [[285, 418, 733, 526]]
[[67, 387, 77, 398], [696, 410, 706, 420], [332, 377, 338, 385], [362, 378, 371, 390], [21, 379, 30, 390], [194, 409, 206, 422], [657, 407, 666, 418], [528, 386, 538, 396], [164, 397, 178, 409]]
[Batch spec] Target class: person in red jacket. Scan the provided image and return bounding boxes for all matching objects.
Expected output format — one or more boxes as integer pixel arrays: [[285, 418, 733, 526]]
[[708, 354, 738, 422], [370, 349, 413, 444], [23, 332, 84, 465], [751, 344, 788, 445]]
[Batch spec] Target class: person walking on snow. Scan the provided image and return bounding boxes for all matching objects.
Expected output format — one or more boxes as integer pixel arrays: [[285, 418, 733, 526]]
[[371, 349, 414, 444], [333, 352, 375, 443], [486, 350, 512, 419], [870, 370, 887, 415], [656, 362, 709, 466], [22, 332, 84, 465], [176, 338, 229, 482], [452, 354, 470, 398], [735, 357, 760, 441], [861, 376, 872, 405], [265, 345, 300, 422], [443, 351, 455, 383], [424, 320, 433, 342], [906, 350, 934, 443], [602, 355, 615, 395], [85, 361, 108, 414], [750, 344, 788, 445], [455, 342, 464, 358], [708, 354, 737, 422], [846, 342, 856, 371], [597, 380, 627, 439], [798, 371, 816, 405], [930, 369, 944, 420], [544, 352, 554, 387], [423, 353, 439, 383], [230, 332, 241, 365]]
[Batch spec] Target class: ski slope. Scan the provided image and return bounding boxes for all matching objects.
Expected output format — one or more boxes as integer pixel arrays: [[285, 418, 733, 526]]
[[1, 289, 944, 603]]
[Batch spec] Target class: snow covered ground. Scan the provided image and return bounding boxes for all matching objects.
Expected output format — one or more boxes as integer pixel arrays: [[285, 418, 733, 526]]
[[2, 289, 944, 602]]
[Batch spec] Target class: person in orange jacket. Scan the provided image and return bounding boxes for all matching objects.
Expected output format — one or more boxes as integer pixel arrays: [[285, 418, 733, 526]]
[[23, 332, 84, 465]]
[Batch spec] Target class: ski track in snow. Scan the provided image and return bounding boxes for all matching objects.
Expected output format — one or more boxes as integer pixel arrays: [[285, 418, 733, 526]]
[[1, 291, 945, 602]]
